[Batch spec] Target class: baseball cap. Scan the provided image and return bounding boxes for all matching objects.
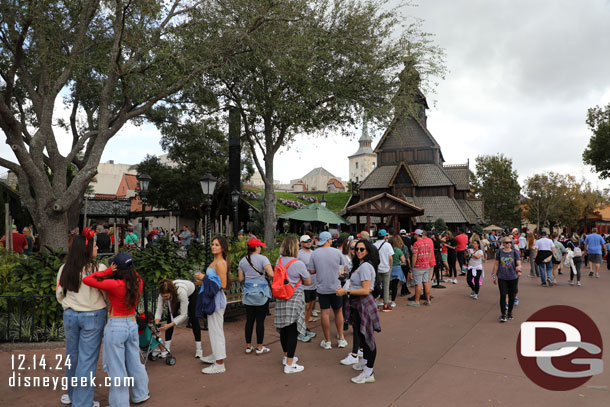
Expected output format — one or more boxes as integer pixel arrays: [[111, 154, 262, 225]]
[[377, 229, 389, 237], [318, 231, 332, 246], [300, 235, 312, 243], [247, 238, 266, 249], [110, 252, 134, 270], [400, 229, 407, 234], [540, 230, 547, 236], [413, 229, 423, 236]]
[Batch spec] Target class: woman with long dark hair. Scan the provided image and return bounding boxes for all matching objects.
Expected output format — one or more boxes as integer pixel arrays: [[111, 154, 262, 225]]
[[154, 278, 202, 358], [82, 252, 150, 406], [195, 235, 230, 374], [56, 234, 107, 407], [238, 238, 274, 355], [336, 239, 381, 384], [445, 231, 458, 284]]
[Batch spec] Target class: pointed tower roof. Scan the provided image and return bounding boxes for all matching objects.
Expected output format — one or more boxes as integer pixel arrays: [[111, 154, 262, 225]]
[[349, 115, 375, 158]]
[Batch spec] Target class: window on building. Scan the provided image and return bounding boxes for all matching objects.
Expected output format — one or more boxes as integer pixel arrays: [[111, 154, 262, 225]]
[[355, 162, 359, 169]]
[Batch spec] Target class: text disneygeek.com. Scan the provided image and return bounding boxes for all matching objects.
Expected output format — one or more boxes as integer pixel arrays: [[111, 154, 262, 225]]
[[8, 372, 135, 391]]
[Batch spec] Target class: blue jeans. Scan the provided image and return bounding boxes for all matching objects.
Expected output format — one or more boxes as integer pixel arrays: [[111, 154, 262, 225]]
[[63, 308, 106, 407], [538, 262, 553, 285], [103, 318, 149, 407]]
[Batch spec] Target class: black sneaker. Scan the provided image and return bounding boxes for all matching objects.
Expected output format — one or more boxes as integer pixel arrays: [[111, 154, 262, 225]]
[[589, 271, 594, 277], [507, 314, 514, 320], [499, 315, 507, 323]]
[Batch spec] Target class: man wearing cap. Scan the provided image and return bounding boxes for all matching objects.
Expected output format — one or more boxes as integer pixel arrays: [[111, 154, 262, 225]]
[[299, 235, 317, 341], [373, 229, 394, 312], [409, 229, 433, 306], [534, 231, 554, 286], [307, 231, 347, 350]]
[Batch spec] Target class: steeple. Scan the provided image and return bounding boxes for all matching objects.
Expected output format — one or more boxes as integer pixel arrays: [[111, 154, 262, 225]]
[[352, 114, 373, 156]]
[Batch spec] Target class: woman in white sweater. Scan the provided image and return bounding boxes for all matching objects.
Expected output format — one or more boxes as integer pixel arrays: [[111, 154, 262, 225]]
[[154, 279, 202, 358]]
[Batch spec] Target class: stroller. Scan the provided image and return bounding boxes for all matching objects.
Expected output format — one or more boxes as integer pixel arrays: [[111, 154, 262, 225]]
[[137, 312, 176, 366]]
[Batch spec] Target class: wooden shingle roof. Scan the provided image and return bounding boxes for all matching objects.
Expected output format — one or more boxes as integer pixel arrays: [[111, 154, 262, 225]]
[[444, 165, 470, 191], [359, 166, 396, 189], [408, 164, 453, 187]]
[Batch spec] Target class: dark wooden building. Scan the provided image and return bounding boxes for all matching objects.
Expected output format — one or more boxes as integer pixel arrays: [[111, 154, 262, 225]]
[[344, 71, 483, 233]]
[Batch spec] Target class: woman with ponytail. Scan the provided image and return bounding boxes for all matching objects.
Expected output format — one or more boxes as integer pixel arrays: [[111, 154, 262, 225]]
[[56, 234, 107, 407], [83, 252, 150, 406], [194, 236, 230, 374]]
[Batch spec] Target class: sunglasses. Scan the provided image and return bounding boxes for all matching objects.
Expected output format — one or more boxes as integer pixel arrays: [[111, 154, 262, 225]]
[[302, 240, 312, 243], [355, 247, 367, 253], [503, 242, 512, 245], [349, 247, 356, 250]]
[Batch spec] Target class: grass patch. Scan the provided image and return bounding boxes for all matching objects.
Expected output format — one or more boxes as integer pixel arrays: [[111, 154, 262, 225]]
[[243, 188, 350, 214]]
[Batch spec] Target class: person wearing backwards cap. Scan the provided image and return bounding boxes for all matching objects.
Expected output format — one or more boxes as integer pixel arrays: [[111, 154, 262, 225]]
[[307, 231, 347, 350], [82, 252, 150, 406], [238, 238, 274, 355], [373, 229, 394, 312]]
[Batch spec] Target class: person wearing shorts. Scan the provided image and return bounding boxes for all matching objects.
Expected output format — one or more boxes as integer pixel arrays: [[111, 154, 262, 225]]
[[585, 228, 606, 278], [308, 231, 347, 350], [408, 229, 432, 307]]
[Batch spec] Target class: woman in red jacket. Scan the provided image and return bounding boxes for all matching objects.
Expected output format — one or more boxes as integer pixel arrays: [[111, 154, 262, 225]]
[[83, 252, 149, 407]]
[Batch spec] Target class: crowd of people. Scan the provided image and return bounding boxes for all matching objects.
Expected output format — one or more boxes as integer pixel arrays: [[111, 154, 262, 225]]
[[53, 224, 609, 405]]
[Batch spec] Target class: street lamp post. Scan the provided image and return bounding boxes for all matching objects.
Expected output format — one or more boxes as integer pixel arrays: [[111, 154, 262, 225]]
[[200, 173, 218, 269], [426, 214, 433, 230], [231, 190, 240, 238], [112, 198, 120, 254], [247, 206, 254, 233], [137, 172, 151, 249], [320, 195, 327, 207]]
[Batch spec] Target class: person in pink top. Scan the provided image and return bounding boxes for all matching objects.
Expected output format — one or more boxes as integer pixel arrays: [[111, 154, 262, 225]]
[[408, 230, 432, 307], [455, 229, 468, 276]]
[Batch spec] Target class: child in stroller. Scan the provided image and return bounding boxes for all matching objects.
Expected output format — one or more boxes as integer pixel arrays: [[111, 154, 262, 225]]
[[137, 312, 176, 366]]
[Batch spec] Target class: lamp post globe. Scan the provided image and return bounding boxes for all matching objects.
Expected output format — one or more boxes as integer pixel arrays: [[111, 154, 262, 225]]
[[200, 173, 217, 268], [137, 172, 152, 248]]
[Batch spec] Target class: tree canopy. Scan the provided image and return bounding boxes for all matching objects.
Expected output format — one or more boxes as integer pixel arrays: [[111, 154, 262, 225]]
[[471, 154, 521, 228], [583, 103, 610, 178], [522, 172, 606, 232], [184, 0, 445, 246], [0, 0, 273, 249]]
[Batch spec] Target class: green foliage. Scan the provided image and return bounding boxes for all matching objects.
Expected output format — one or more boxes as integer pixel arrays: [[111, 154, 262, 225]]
[[583, 103, 610, 178], [523, 173, 606, 230], [471, 154, 521, 227], [434, 218, 448, 233]]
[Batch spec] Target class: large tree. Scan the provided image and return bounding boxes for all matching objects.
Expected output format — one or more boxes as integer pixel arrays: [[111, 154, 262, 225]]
[[523, 172, 606, 232], [198, 0, 445, 246], [0, 0, 272, 249], [583, 103, 610, 178], [471, 154, 521, 227]]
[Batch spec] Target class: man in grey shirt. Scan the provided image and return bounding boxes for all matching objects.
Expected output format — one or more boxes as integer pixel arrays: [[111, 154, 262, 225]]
[[308, 231, 347, 350], [179, 225, 191, 247]]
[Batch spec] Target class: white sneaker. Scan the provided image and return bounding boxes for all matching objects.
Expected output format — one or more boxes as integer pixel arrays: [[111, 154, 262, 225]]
[[61, 394, 71, 405], [352, 359, 366, 371], [376, 300, 384, 307], [311, 310, 319, 317], [357, 350, 363, 358], [341, 353, 359, 365], [201, 363, 226, 374], [577, 282, 582, 286], [473, 294, 478, 300], [469, 291, 475, 297], [201, 354, 216, 364], [93, 401, 100, 407], [452, 279, 458, 284], [390, 301, 397, 308], [351, 371, 375, 384], [195, 349, 203, 358], [320, 340, 332, 350], [337, 338, 348, 348], [159, 350, 169, 358], [255, 346, 271, 355], [282, 356, 299, 366], [284, 363, 305, 374]]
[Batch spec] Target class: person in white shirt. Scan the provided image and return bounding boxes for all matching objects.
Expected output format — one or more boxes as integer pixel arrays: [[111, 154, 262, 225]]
[[466, 240, 484, 299], [373, 229, 394, 312]]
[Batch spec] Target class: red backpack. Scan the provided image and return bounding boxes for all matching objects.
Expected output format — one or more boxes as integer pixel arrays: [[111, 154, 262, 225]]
[[272, 257, 300, 300]]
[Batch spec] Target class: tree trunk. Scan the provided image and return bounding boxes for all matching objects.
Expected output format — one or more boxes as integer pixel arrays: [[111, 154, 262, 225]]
[[37, 212, 70, 252], [263, 161, 277, 248]]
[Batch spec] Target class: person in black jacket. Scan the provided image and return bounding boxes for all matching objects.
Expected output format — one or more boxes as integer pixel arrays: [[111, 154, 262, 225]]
[[95, 225, 112, 254]]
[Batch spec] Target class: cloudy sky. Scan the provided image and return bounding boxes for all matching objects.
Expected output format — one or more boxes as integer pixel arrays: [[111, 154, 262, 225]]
[[2, 0, 610, 190]]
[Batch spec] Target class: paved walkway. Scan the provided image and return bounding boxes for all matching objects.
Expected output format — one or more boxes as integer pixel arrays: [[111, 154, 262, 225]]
[[1, 262, 609, 406]]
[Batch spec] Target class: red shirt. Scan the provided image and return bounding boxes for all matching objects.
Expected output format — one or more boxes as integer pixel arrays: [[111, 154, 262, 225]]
[[413, 238, 433, 269], [82, 268, 143, 316], [455, 234, 468, 251], [10, 232, 28, 253]]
